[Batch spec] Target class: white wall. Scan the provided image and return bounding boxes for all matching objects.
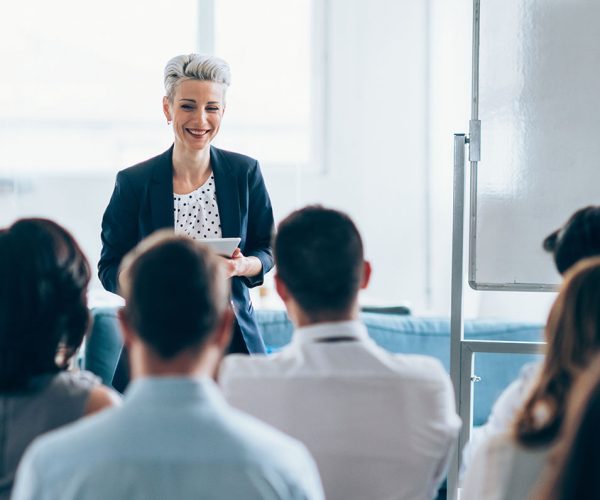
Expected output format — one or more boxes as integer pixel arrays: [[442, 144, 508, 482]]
[[265, 0, 431, 311]]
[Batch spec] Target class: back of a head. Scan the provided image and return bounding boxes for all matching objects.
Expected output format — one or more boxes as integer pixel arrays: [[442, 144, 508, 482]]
[[119, 232, 229, 359], [274, 206, 364, 317], [515, 256, 600, 447], [543, 206, 600, 275], [0, 219, 91, 391]]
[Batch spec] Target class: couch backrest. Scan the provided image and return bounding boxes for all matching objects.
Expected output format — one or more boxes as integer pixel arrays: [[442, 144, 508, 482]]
[[256, 310, 544, 426]]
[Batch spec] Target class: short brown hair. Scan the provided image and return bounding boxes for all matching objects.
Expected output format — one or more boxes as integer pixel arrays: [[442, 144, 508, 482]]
[[119, 231, 229, 359], [274, 206, 364, 316]]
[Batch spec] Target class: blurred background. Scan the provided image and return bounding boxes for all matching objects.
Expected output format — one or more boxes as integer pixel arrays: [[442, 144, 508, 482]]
[[0, 0, 556, 319]]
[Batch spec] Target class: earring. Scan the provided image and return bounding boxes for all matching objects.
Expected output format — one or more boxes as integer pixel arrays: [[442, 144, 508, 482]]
[[167, 120, 172, 125]]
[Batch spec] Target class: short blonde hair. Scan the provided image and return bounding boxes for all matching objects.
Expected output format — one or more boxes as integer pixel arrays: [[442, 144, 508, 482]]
[[163, 54, 231, 102]]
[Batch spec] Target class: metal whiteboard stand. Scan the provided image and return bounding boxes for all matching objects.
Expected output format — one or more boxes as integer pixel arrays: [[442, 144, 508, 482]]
[[447, 133, 467, 500], [446, 2, 544, 499], [447, 134, 545, 499]]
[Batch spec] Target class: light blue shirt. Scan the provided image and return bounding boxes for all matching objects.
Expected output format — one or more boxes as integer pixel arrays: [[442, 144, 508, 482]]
[[12, 377, 324, 500]]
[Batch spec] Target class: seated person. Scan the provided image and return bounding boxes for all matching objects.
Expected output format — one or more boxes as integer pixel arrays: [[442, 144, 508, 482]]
[[533, 354, 600, 500], [466, 205, 600, 457], [219, 206, 461, 500], [461, 257, 600, 499], [12, 231, 323, 500], [0, 219, 118, 500]]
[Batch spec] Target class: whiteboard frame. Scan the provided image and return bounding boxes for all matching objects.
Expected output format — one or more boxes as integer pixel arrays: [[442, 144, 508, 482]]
[[447, 2, 549, 499], [466, 0, 560, 292]]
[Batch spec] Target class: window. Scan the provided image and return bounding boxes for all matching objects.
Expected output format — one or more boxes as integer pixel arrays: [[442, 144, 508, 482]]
[[212, 0, 325, 170], [0, 0, 324, 175], [0, 0, 198, 175]]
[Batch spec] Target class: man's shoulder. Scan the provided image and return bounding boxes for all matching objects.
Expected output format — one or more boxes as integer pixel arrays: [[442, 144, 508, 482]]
[[381, 350, 455, 389], [385, 350, 449, 378], [220, 342, 451, 386], [19, 406, 118, 482], [16, 405, 323, 500], [220, 349, 294, 380]]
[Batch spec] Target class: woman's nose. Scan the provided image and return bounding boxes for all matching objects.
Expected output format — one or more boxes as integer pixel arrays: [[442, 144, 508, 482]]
[[197, 109, 210, 123]]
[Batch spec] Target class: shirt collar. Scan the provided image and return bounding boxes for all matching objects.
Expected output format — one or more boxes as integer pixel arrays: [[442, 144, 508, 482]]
[[124, 376, 226, 407], [290, 320, 369, 347]]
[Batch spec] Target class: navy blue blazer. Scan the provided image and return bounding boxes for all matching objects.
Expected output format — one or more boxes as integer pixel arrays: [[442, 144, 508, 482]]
[[98, 145, 274, 353]]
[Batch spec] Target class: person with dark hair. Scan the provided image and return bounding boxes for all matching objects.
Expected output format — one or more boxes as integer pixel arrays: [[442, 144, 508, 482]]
[[532, 354, 600, 500], [462, 205, 600, 473], [13, 232, 323, 500], [220, 206, 461, 500], [0, 218, 117, 500], [543, 205, 600, 275], [461, 257, 600, 499]]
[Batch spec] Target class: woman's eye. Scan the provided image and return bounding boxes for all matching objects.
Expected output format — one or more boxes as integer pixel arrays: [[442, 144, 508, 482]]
[[207, 106, 220, 112], [181, 105, 194, 110]]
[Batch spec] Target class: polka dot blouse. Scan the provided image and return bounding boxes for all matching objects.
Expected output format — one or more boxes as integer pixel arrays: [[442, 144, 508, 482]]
[[173, 174, 222, 239]]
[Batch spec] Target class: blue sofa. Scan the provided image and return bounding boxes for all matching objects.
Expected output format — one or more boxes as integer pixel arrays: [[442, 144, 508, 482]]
[[85, 307, 544, 426]]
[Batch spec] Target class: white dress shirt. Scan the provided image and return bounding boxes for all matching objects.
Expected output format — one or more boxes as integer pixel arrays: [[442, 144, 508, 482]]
[[220, 320, 461, 500], [12, 377, 324, 500], [461, 433, 548, 500]]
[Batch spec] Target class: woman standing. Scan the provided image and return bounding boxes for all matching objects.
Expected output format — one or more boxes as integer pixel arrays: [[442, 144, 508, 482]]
[[99, 54, 274, 354]]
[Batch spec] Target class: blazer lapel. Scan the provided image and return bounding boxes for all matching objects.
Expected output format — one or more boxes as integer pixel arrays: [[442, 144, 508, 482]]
[[211, 147, 241, 238], [150, 146, 175, 231]]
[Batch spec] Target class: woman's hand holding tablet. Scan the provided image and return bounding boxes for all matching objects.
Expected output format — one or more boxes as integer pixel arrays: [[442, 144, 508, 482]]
[[201, 237, 241, 257]]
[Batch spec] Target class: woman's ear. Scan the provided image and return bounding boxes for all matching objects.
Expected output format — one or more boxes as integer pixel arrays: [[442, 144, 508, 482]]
[[162, 96, 172, 123]]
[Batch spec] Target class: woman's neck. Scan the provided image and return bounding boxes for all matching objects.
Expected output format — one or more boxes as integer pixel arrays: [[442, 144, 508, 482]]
[[172, 143, 212, 193]]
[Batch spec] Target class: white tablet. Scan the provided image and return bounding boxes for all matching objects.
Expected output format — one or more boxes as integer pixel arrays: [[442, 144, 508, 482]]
[[201, 237, 241, 257]]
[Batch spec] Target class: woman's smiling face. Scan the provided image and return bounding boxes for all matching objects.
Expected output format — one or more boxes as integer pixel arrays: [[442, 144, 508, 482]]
[[163, 79, 226, 152]]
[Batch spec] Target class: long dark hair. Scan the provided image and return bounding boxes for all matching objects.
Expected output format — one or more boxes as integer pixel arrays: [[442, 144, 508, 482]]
[[532, 355, 600, 500], [514, 257, 600, 447], [0, 218, 91, 391]]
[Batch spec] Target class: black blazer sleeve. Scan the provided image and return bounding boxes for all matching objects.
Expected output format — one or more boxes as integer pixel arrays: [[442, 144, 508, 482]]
[[241, 160, 274, 288], [98, 171, 140, 293]]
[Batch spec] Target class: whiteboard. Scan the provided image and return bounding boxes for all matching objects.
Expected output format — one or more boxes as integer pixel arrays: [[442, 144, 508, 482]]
[[470, 0, 600, 290]]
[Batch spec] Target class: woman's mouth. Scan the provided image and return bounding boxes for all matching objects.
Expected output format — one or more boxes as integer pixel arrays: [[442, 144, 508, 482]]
[[186, 128, 210, 138]]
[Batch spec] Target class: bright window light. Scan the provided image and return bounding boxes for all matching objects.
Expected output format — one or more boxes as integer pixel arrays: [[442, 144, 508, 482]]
[[0, 0, 322, 175], [0, 0, 197, 175], [212, 0, 323, 169]]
